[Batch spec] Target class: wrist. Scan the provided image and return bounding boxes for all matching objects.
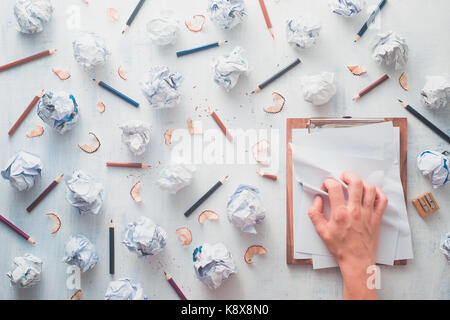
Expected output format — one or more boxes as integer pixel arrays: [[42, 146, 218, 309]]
[[338, 259, 378, 300]]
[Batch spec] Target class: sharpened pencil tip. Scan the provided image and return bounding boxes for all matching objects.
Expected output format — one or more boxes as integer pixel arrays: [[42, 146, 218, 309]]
[[398, 99, 403, 103]]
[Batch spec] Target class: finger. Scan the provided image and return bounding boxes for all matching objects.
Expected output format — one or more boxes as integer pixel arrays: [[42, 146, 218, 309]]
[[308, 196, 328, 239], [362, 182, 376, 209], [373, 187, 388, 220], [341, 171, 363, 206], [322, 178, 345, 211]]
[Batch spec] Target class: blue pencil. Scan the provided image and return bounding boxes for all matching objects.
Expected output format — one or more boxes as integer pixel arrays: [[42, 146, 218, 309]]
[[93, 79, 139, 108], [176, 40, 228, 57]]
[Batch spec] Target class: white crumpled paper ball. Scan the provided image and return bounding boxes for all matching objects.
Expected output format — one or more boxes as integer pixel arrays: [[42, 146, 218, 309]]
[[1, 151, 42, 192], [62, 234, 99, 272], [286, 15, 321, 49], [371, 31, 408, 70], [66, 170, 104, 215], [156, 164, 195, 194], [146, 11, 180, 46], [328, 0, 365, 17], [193, 243, 236, 289], [226, 185, 266, 234], [208, 0, 247, 30], [72, 32, 110, 70], [14, 0, 53, 34], [212, 46, 249, 91], [300, 72, 337, 106], [105, 278, 147, 300], [141, 66, 183, 109], [420, 75, 450, 110], [119, 121, 151, 156], [122, 216, 167, 257], [37, 91, 79, 134], [7, 254, 43, 288], [417, 150, 449, 188]]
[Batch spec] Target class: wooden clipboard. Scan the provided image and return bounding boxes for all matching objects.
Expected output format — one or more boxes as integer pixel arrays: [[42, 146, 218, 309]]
[[286, 117, 408, 265]]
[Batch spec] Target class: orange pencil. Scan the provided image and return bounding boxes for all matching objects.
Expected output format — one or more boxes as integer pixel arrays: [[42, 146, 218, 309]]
[[258, 0, 274, 39], [8, 89, 44, 136], [211, 111, 233, 142]]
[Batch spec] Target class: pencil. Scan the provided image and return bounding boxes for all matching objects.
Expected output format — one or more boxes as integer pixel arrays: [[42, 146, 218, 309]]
[[251, 58, 301, 93], [176, 40, 228, 57], [211, 111, 233, 142], [398, 99, 450, 144], [93, 79, 139, 108], [0, 49, 57, 72], [164, 272, 187, 300], [184, 176, 228, 217], [352, 74, 389, 101], [122, 0, 146, 34], [26, 174, 64, 212], [106, 162, 151, 168], [258, 0, 274, 39], [8, 89, 44, 136], [109, 220, 115, 275], [0, 214, 35, 244], [354, 0, 387, 42], [256, 170, 277, 181]]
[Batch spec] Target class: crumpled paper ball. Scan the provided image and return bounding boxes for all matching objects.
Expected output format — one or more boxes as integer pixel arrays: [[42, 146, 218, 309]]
[[1, 151, 42, 192], [72, 32, 110, 70], [226, 185, 266, 234], [208, 0, 247, 29], [6, 253, 42, 288], [123, 216, 167, 257], [286, 16, 321, 49], [212, 46, 249, 91], [329, 0, 365, 17], [119, 121, 151, 156], [156, 164, 195, 194], [193, 243, 236, 290], [417, 150, 449, 188], [146, 11, 179, 46], [14, 0, 53, 34], [371, 31, 408, 70], [105, 278, 147, 300], [66, 170, 104, 215], [440, 233, 450, 262], [62, 234, 99, 272], [37, 91, 79, 134], [141, 66, 183, 109], [300, 72, 337, 106], [420, 75, 450, 110]]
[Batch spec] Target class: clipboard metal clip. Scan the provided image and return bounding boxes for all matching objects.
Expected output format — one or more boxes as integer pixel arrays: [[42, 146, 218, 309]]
[[306, 117, 386, 133]]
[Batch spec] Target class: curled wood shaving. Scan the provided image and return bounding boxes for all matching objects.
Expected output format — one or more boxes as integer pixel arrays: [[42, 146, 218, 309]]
[[96, 101, 106, 114], [118, 66, 127, 80], [185, 15, 206, 32], [347, 65, 366, 76], [79, 132, 101, 153], [26, 125, 44, 138], [164, 128, 174, 146], [52, 68, 71, 80], [107, 8, 119, 21]]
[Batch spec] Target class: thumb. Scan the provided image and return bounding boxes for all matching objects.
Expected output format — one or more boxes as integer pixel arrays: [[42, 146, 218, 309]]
[[308, 196, 328, 239]]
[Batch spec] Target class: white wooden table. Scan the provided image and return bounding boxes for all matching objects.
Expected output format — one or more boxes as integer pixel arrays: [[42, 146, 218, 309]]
[[0, 0, 448, 300]]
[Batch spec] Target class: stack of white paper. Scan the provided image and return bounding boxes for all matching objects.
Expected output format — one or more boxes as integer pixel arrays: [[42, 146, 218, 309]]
[[291, 122, 413, 269]]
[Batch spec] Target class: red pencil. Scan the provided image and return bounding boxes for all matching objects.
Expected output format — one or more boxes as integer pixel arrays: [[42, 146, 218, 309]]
[[0, 214, 35, 244], [8, 89, 44, 136], [256, 170, 278, 181], [26, 174, 64, 212], [164, 272, 187, 300], [0, 49, 57, 72], [258, 0, 274, 39], [211, 111, 233, 142], [352, 74, 389, 101], [106, 162, 151, 168]]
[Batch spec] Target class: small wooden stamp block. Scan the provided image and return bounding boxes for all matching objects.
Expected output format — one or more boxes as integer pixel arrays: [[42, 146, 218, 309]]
[[412, 192, 439, 218]]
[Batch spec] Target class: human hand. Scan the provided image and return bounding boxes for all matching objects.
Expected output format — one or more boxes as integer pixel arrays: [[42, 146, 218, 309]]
[[307, 171, 388, 300]]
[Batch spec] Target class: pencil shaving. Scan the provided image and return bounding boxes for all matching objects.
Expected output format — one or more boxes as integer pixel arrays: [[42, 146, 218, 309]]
[[164, 128, 174, 146], [79, 132, 101, 153], [26, 125, 44, 138], [52, 68, 71, 80], [130, 181, 142, 203], [107, 8, 119, 21], [187, 118, 202, 135], [256, 170, 277, 180], [252, 139, 271, 165], [244, 245, 267, 264], [118, 65, 127, 80], [71, 289, 82, 300], [347, 65, 366, 76], [96, 101, 106, 113], [264, 92, 285, 113], [399, 73, 408, 90], [198, 210, 220, 224], [46, 213, 61, 234], [185, 14, 205, 32], [176, 227, 192, 245]]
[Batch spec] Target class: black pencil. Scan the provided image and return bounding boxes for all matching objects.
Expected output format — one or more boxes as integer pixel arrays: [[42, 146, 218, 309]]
[[122, 0, 146, 34], [398, 99, 450, 144], [251, 58, 301, 93], [184, 176, 228, 217], [354, 0, 387, 42], [109, 220, 115, 275]]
